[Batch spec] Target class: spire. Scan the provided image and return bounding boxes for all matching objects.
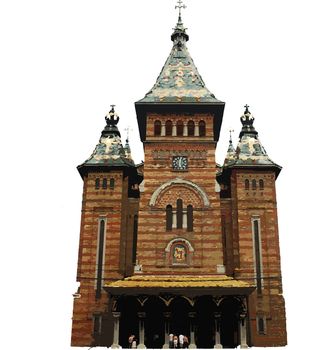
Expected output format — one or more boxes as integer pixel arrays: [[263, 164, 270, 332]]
[[137, 1, 222, 104], [124, 127, 133, 161], [224, 129, 236, 166], [78, 106, 135, 173], [222, 106, 281, 175]]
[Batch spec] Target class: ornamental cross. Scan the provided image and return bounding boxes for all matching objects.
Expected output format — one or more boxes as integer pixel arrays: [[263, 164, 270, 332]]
[[244, 104, 250, 113], [124, 126, 133, 141], [175, 0, 186, 17]]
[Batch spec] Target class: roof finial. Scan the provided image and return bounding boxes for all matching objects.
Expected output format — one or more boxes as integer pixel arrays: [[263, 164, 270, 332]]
[[175, 0, 186, 20], [229, 129, 234, 143], [105, 104, 119, 126], [244, 104, 250, 114]]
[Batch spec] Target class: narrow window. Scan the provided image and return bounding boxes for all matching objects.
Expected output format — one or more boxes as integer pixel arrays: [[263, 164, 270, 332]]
[[93, 314, 102, 336], [259, 179, 264, 190], [176, 120, 184, 136], [188, 120, 195, 136], [245, 179, 250, 190], [166, 120, 173, 136], [199, 120, 206, 136], [253, 219, 262, 294], [257, 316, 266, 335], [154, 120, 162, 136], [252, 179, 257, 190], [96, 219, 106, 299], [102, 178, 107, 190], [166, 205, 173, 231], [132, 215, 138, 264], [187, 205, 193, 232], [176, 199, 183, 229], [95, 178, 100, 190], [110, 178, 115, 189]]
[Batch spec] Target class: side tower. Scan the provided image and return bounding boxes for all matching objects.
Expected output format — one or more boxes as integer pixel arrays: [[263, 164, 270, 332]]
[[71, 107, 142, 346], [217, 106, 287, 346]]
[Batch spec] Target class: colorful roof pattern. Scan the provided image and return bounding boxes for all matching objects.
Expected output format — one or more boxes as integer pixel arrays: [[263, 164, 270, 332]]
[[138, 15, 222, 104], [105, 275, 254, 289], [223, 106, 281, 171]]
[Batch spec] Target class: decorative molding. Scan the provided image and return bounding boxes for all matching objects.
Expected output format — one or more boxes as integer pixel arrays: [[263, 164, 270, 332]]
[[149, 178, 210, 207]]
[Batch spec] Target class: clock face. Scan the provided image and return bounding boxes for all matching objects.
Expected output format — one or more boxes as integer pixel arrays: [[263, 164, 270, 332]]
[[172, 156, 188, 170]]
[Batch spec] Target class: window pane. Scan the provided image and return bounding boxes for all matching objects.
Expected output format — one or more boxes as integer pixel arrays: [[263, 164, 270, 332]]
[[154, 120, 161, 136], [166, 120, 172, 136], [166, 205, 173, 231], [187, 205, 193, 232], [199, 120, 206, 136], [188, 120, 195, 136], [177, 199, 183, 229], [176, 120, 184, 136]]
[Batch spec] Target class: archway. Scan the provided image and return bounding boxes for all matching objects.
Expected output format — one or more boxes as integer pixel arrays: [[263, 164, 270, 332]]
[[195, 296, 215, 348], [118, 296, 140, 348], [144, 296, 165, 348], [219, 297, 241, 348], [170, 297, 191, 343]]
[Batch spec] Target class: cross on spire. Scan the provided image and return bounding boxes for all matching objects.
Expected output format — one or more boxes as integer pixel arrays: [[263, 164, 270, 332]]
[[175, 0, 186, 17], [124, 126, 133, 142], [244, 104, 250, 114]]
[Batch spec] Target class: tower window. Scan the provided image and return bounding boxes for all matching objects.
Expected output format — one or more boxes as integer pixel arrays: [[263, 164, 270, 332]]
[[154, 120, 162, 136], [245, 179, 250, 190], [187, 205, 193, 232], [102, 178, 107, 190], [259, 179, 264, 190], [96, 219, 106, 299], [176, 120, 184, 136], [176, 199, 183, 229], [95, 178, 100, 190], [252, 218, 262, 294], [110, 178, 115, 189], [199, 120, 206, 136], [166, 205, 173, 231], [252, 179, 257, 190], [188, 120, 195, 136], [166, 120, 173, 136], [132, 215, 138, 264], [93, 314, 102, 336]]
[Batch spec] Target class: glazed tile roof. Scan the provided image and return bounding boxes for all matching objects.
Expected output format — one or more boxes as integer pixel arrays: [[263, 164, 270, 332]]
[[137, 16, 222, 104], [105, 275, 254, 289]]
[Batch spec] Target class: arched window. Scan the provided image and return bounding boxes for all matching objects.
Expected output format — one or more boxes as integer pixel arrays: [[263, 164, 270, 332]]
[[188, 120, 195, 136], [166, 205, 173, 231], [110, 178, 115, 189], [95, 178, 100, 190], [166, 120, 172, 136], [187, 205, 193, 232], [176, 199, 183, 229], [259, 179, 264, 190], [199, 120, 206, 136], [245, 179, 250, 190], [176, 120, 184, 136], [96, 219, 106, 299], [252, 179, 257, 190], [102, 178, 107, 189], [154, 120, 161, 136]]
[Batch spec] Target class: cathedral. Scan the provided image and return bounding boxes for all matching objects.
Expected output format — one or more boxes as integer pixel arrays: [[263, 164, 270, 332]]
[[71, 3, 287, 348]]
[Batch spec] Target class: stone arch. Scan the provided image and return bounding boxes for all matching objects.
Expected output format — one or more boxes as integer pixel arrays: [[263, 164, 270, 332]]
[[149, 178, 210, 207], [165, 237, 194, 253]]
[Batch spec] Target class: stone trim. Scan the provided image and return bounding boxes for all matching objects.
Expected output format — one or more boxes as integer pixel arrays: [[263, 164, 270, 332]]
[[149, 178, 210, 207]]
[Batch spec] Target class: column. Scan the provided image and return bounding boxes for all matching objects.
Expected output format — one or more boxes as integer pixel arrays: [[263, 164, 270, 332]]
[[214, 312, 222, 349], [172, 211, 177, 229], [183, 123, 188, 136], [172, 124, 177, 136], [162, 312, 171, 349], [111, 312, 121, 349], [194, 124, 199, 136], [137, 312, 146, 349], [161, 123, 166, 136], [183, 211, 187, 229], [239, 313, 248, 349], [188, 312, 197, 349]]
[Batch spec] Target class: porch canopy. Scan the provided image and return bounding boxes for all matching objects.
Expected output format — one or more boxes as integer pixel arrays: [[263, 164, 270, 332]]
[[104, 275, 255, 296]]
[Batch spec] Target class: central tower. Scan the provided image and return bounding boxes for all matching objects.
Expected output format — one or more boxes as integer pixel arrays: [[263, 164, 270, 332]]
[[135, 10, 225, 274]]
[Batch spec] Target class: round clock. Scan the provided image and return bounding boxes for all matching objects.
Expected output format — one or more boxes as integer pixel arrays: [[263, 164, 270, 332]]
[[172, 156, 188, 170]]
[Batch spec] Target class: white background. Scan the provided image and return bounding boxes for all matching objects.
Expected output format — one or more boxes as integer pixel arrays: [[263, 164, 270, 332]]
[[0, 0, 323, 349]]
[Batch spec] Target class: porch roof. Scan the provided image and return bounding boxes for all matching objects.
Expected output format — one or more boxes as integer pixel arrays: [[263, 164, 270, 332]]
[[104, 275, 255, 295]]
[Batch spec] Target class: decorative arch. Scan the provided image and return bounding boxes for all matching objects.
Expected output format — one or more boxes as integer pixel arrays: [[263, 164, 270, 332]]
[[149, 178, 210, 207], [165, 237, 195, 253]]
